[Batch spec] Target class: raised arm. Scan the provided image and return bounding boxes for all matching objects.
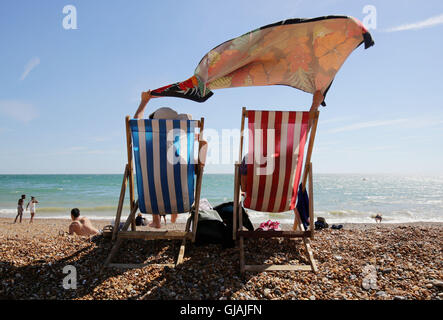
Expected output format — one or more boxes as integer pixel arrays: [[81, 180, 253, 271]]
[[308, 90, 323, 129], [309, 90, 324, 114], [134, 91, 152, 119]]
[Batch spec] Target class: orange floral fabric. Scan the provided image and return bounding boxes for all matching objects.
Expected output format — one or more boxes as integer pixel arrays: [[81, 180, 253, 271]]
[[151, 16, 374, 103]]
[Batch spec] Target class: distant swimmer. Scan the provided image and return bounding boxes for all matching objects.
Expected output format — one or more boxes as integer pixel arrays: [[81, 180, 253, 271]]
[[26, 196, 39, 224], [14, 194, 26, 224], [375, 214, 382, 223], [68, 208, 99, 236]]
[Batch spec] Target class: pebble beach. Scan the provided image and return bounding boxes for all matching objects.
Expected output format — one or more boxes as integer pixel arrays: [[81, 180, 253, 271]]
[[0, 217, 442, 300]]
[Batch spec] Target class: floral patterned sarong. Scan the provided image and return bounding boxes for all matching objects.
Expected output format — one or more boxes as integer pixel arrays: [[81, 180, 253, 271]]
[[151, 16, 374, 104]]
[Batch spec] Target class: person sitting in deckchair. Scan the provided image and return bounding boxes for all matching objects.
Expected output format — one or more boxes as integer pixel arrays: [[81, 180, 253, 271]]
[[238, 90, 324, 230], [133, 90, 196, 228], [135, 91, 192, 120]]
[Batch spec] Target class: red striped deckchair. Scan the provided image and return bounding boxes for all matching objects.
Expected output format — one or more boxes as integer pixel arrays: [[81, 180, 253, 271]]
[[103, 116, 206, 269], [233, 108, 319, 274]]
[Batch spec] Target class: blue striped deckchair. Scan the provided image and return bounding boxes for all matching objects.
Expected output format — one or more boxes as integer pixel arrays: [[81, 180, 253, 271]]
[[131, 118, 198, 216], [104, 116, 206, 269]]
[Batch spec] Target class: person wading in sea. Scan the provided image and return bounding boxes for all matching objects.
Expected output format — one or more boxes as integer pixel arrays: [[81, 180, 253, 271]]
[[26, 196, 39, 224], [14, 194, 26, 224]]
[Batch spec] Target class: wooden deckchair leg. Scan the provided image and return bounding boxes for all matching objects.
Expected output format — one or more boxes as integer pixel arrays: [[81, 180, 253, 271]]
[[233, 163, 241, 240], [292, 208, 303, 232], [103, 201, 139, 268], [125, 116, 136, 232], [239, 236, 245, 274], [238, 184, 245, 274], [103, 238, 123, 268], [302, 111, 319, 190], [113, 165, 129, 241], [296, 219, 317, 273], [234, 108, 246, 241], [176, 215, 192, 266], [236, 108, 247, 272], [185, 214, 192, 233], [191, 165, 204, 243], [302, 237, 318, 273], [308, 163, 315, 239], [291, 206, 318, 272], [176, 240, 186, 266]]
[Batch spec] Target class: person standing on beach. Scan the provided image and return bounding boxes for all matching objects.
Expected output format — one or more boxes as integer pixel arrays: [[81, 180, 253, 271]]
[[68, 208, 99, 236], [14, 194, 26, 223], [26, 196, 39, 224]]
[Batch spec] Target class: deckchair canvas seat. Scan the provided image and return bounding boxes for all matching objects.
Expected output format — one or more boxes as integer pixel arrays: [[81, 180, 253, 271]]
[[243, 111, 310, 213], [130, 119, 198, 215], [233, 108, 319, 274]]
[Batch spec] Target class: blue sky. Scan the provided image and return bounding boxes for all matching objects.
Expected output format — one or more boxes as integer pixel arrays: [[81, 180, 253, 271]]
[[0, 0, 442, 174]]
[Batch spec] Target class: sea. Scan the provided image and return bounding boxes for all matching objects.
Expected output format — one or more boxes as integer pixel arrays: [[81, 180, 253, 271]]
[[1, 174, 442, 225]]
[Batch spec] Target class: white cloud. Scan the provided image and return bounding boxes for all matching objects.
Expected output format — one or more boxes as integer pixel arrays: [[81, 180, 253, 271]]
[[328, 115, 443, 134], [20, 57, 40, 81], [319, 116, 355, 125], [328, 118, 408, 133], [0, 100, 38, 123], [52, 147, 120, 156], [403, 118, 443, 129], [385, 14, 443, 32]]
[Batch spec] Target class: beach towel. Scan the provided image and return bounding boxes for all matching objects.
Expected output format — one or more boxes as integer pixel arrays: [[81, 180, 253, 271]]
[[150, 16, 374, 104]]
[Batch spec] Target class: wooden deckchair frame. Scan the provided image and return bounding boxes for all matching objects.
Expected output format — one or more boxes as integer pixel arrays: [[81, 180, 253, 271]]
[[103, 116, 206, 269], [233, 107, 319, 274]]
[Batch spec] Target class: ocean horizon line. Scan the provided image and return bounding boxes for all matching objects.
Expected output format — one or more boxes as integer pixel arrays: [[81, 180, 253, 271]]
[[1, 172, 443, 176]]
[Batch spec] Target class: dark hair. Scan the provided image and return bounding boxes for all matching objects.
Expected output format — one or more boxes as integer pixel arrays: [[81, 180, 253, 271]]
[[71, 208, 80, 218], [21, 194, 26, 198]]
